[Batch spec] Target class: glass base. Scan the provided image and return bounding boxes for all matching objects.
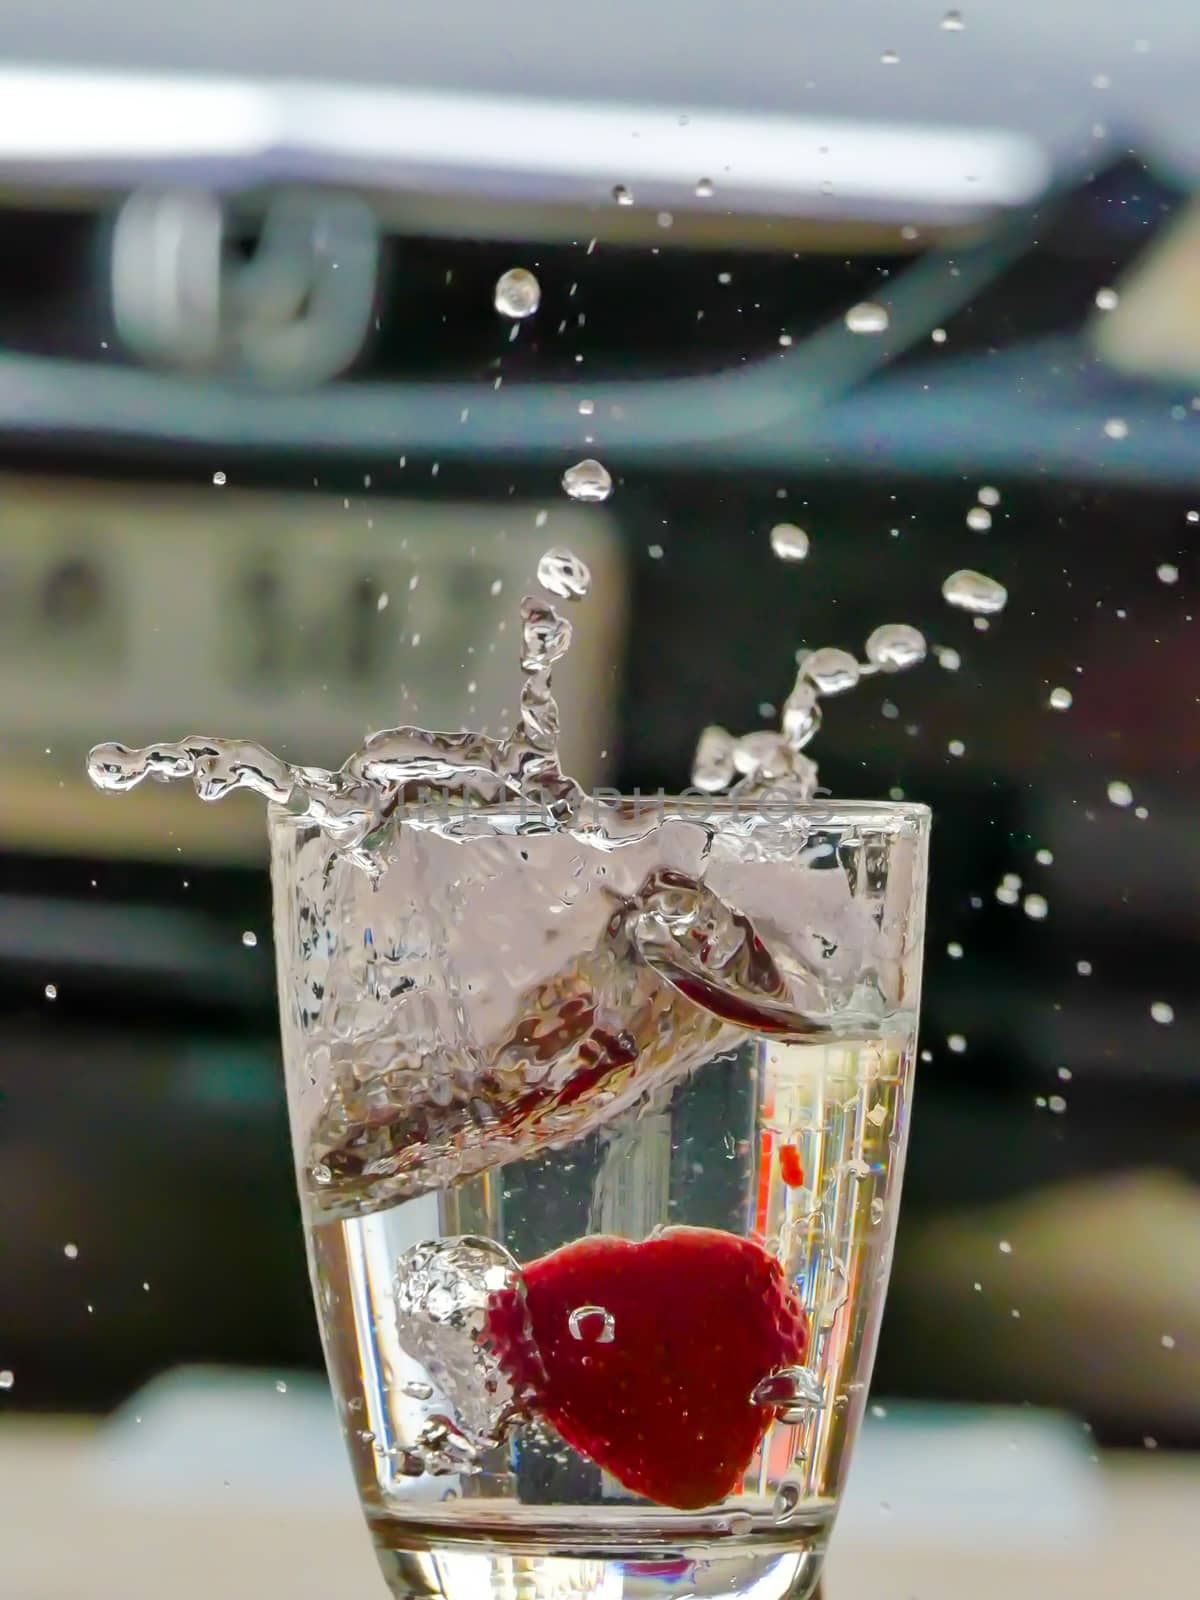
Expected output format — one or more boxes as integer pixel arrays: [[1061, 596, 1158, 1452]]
[[373, 1536, 826, 1600]]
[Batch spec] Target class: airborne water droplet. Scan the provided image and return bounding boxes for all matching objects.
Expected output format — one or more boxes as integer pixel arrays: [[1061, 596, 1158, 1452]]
[[692, 724, 737, 792], [942, 569, 1008, 615], [536, 547, 592, 601], [1023, 893, 1048, 920], [1104, 417, 1129, 440], [844, 301, 889, 334], [803, 647, 860, 695], [562, 459, 613, 503], [978, 485, 1001, 506], [1095, 286, 1119, 311], [241, 930, 258, 948], [1150, 1000, 1175, 1025], [402, 1380, 435, 1401], [770, 523, 810, 562], [940, 8, 965, 29], [966, 506, 992, 531], [1107, 779, 1134, 808], [494, 268, 541, 320], [1048, 686, 1073, 711], [612, 184, 634, 207], [864, 623, 926, 672], [695, 177, 715, 198]]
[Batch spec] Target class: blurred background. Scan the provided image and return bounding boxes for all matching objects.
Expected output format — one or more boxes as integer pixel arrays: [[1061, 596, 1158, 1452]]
[[0, 2, 1197, 1595]]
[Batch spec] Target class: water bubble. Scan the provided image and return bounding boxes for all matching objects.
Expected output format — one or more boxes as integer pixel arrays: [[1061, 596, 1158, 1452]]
[[692, 724, 737, 792], [1150, 1000, 1175, 1025], [1107, 779, 1134, 808], [978, 486, 1001, 507], [275, 1380, 288, 1394], [864, 623, 926, 672], [567, 1305, 615, 1343], [947, 739, 966, 758], [695, 177, 715, 198], [1076, 959, 1093, 976], [0, 1371, 13, 1391], [931, 327, 948, 343], [494, 268, 541, 320], [241, 930, 258, 948], [941, 9, 965, 29], [947, 1033, 967, 1054], [1103, 417, 1129, 440], [1023, 893, 1049, 920], [1048, 687, 1073, 711], [1047, 1094, 1067, 1114], [1095, 287, 1119, 311], [803, 647, 860, 695], [998, 1240, 1013, 1254], [770, 523, 810, 562], [612, 184, 634, 207], [751, 1366, 825, 1415], [935, 645, 962, 671], [845, 301, 889, 335], [562, 459, 613, 503], [1035, 848, 1054, 866], [1157, 563, 1179, 585], [947, 941, 963, 959], [537, 547, 592, 601], [1162, 1334, 1176, 1350], [44, 982, 58, 1000], [64, 1242, 79, 1259], [212, 471, 226, 487], [966, 506, 992, 531], [942, 569, 1008, 615], [774, 1481, 804, 1523], [1058, 1067, 1073, 1081]]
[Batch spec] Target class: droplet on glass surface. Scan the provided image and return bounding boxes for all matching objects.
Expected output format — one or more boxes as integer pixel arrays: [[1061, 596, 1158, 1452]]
[[1095, 287, 1119, 311], [865, 623, 926, 672], [948, 1033, 967, 1054], [845, 301, 889, 334], [567, 1305, 615, 1343], [1024, 893, 1049, 920], [770, 523, 810, 562], [1104, 417, 1128, 440], [537, 547, 592, 601], [612, 184, 634, 207], [493, 268, 541, 320], [966, 506, 992, 531], [1157, 563, 1179, 585], [942, 568, 1008, 614], [562, 458, 613, 502], [241, 930, 258, 948], [1150, 1000, 1175, 1025], [692, 724, 737, 793], [695, 177, 715, 198], [803, 647, 860, 695], [1107, 779, 1134, 808], [751, 1366, 825, 1415], [1048, 686, 1073, 711]]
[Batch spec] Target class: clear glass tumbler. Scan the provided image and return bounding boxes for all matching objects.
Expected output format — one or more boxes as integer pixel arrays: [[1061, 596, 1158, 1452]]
[[269, 796, 929, 1600]]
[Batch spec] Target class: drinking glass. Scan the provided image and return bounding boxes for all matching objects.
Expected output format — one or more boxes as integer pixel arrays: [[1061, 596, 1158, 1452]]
[[269, 795, 929, 1600]]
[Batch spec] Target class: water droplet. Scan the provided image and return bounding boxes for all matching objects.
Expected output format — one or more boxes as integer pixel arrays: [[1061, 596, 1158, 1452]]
[[870, 1196, 886, 1225], [44, 982, 58, 1000], [537, 547, 592, 601], [880, 50, 900, 65], [942, 569, 1008, 615], [781, 683, 823, 750], [402, 1379, 435, 1400], [947, 941, 964, 959], [695, 177, 714, 198], [870, 1402, 888, 1418], [803, 647, 860, 695], [1161, 1334, 1176, 1350], [1023, 893, 1048, 921], [1035, 848, 1053, 866], [0, 1371, 13, 1391], [578, 398, 595, 416], [212, 471, 226, 487], [562, 459, 613, 503], [64, 1242, 79, 1260], [770, 523, 810, 562], [1048, 686, 1073, 711], [864, 623, 926, 672], [1058, 1066, 1073, 1081], [692, 724, 737, 792], [978, 485, 1001, 507], [940, 9, 965, 29], [751, 1366, 825, 1414], [948, 1033, 967, 1054], [656, 210, 674, 229], [1103, 417, 1128, 440], [774, 1481, 803, 1523], [612, 184, 634, 207], [241, 929, 258, 948], [1157, 563, 1179, 585], [947, 738, 966, 758], [1107, 779, 1134, 808], [845, 301, 889, 334], [1047, 1094, 1067, 1114], [966, 506, 992, 531], [568, 1304, 615, 1343], [1150, 1000, 1175, 1025], [931, 327, 948, 343], [494, 268, 541, 320], [1076, 959, 1093, 976], [1095, 287, 1119, 311], [935, 645, 962, 671], [998, 1239, 1013, 1254], [275, 1380, 288, 1394]]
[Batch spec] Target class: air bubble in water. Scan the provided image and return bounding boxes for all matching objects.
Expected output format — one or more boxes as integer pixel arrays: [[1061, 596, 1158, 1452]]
[[1104, 417, 1129, 440], [941, 9, 965, 29], [865, 623, 926, 672], [393, 1236, 527, 1446], [1150, 1000, 1175, 1025], [1157, 563, 1179, 585], [212, 471, 226, 487], [948, 1033, 967, 1053], [935, 645, 961, 671], [567, 1305, 615, 1343], [562, 459, 613, 503], [0, 1371, 13, 1391], [1095, 287, 1119, 311], [1048, 687, 1073, 711], [803, 647, 860, 695], [494, 268, 541, 320], [241, 930, 257, 948], [978, 485, 1001, 507], [942, 569, 1008, 614], [612, 184, 634, 206], [44, 982, 58, 1000], [692, 724, 737, 792], [64, 1242, 79, 1259], [537, 547, 592, 601], [845, 301, 889, 334], [1024, 893, 1048, 920], [1107, 779, 1133, 808], [770, 523, 810, 562], [966, 506, 992, 531], [751, 1366, 825, 1416], [696, 177, 715, 198]]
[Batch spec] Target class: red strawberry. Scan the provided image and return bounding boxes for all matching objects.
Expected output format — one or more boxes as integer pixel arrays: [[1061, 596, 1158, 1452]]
[[486, 1226, 808, 1510]]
